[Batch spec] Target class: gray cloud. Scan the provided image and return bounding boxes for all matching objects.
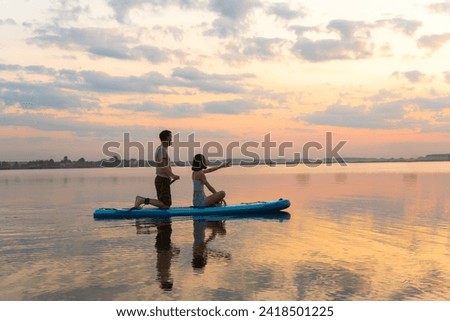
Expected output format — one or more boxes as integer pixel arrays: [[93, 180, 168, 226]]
[[327, 19, 369, 40], [152, 25, 185, 42], [0, 64, 253, 114], [205, 17, 245, 38], [107, 0, 167, 23], [375, 18, 422, 36], [30, 26, 135, 59], [203, 99, 261, 114], [110, 101, 167, 112], [291, 17, 424, 62], [112, 98, 264, 116], [405, 97, 450, 111], [293, 38, 373, 62], [49, 0, 90, 24], [0, 112, 105, 138], [266, 3, 306, 20], [445, 71, 450, 83], [222, 37, 287, 62], [302, 103, 404, 129], [206, 0, 261, 38], [107, 0, 204, 23], [171, 67, 250, 93], [292, 20, 374, 62], [165, 103, 204, 117], [242, 37, 287, 59], [392, 70, 427, 83], [0, 80, 98, 110], [289, 25, 320, 36], [209, 0, 260, 20], [110, 101, 203, 117], [418, 33, 450, 51], [0, 18, 17, 25], [77, 70, 170, 93], [29, 26, 179, 64], [428, 2, 450, 14], [301, 97, 450, 131], [0, 111, 161, 141]]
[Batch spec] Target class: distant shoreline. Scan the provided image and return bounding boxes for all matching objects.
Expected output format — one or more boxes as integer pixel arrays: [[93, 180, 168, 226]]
[[1, 154, 449, 170]]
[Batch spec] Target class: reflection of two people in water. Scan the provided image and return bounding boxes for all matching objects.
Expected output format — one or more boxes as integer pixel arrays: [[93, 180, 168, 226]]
[[135, 218, 230, 291]]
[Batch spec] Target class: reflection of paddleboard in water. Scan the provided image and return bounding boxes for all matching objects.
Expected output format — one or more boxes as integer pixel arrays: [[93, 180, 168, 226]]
[[93, 199, 291, 220]]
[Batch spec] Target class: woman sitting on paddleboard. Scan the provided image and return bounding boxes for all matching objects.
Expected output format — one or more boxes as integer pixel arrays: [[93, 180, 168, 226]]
[[191, 154, 230, 207]]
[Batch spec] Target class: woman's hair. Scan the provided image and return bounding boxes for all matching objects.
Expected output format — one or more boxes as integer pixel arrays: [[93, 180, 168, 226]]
[[192, 154, 207, 171]]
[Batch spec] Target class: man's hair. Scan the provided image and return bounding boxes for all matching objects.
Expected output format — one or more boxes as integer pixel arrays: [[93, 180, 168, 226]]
[[159, 130, 172, 142]]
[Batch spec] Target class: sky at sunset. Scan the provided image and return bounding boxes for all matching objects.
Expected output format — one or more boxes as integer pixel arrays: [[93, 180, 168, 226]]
[[1, 0, 450, 161]]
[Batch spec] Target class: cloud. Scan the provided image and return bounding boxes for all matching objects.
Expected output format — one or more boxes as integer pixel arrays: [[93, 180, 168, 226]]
[[405, 97, 450, 111], [206, 0, 261, 38], [327, 19, 369, 40], [107, 0, 203, 23], [132, 45, 174, 64], [0, 65, 168, 110], [171, 67, 250, 93], [203, 99, 261, 114], [301, 97, 450, 131], [0, 64, 252, 108], [107, 0, 165, 23], [110, 101, 203, 117], [290, 17, 423, 62], [222, 37, 288, 62], [78, 70, 172, 93], [78, 67, 250, 94], [302, 103, 404, 129], [266, 2, 306, 20], [0, 80, 98, 110], [206, 17, 244, 38], [293, 38, 373, 62], [376, 18, 422, 36], [428, 2, 450, 14], [29, 25, 183, 64], [445, 71, 450, 83], [111, 98, 263, 116], [165, 103, 204, 117], [0, 64, 53, 74], [418, 33, 450, 51], [392, 70, 427, 83], [0, 18, 17, 25], [152, 25, 185, 42], [289, 25, 320, 36], [209, 0, 260, 20], [110, 101, 166, 112], [30, 26, 135, 59], [242, 37, 287, 59], [49, 0, 90, 24], [292, 20, 375, 62], [0, 111, 160, 141], [0, 112, 87, 133]]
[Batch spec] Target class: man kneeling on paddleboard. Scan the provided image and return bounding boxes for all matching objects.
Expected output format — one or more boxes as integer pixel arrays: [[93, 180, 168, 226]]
[[134, 130, 180, 209]]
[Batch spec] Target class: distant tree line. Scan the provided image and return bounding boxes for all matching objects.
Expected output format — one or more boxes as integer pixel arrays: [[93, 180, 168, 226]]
[[0, 156, 102, 170], [1, 153, 449, 170]]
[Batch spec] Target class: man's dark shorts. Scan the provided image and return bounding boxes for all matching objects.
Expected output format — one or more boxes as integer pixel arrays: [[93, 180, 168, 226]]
[[155, 176, 172, 206]]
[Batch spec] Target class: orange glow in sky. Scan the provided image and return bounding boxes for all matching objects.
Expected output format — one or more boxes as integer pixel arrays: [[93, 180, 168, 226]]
[[1, 0, 450, 161]]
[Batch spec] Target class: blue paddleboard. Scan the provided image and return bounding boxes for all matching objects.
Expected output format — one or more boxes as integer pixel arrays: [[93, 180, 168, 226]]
[[93, 198, 290, 220]]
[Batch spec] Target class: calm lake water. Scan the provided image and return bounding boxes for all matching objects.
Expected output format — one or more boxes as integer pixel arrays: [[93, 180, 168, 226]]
[[1, 162, 449, 300]]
